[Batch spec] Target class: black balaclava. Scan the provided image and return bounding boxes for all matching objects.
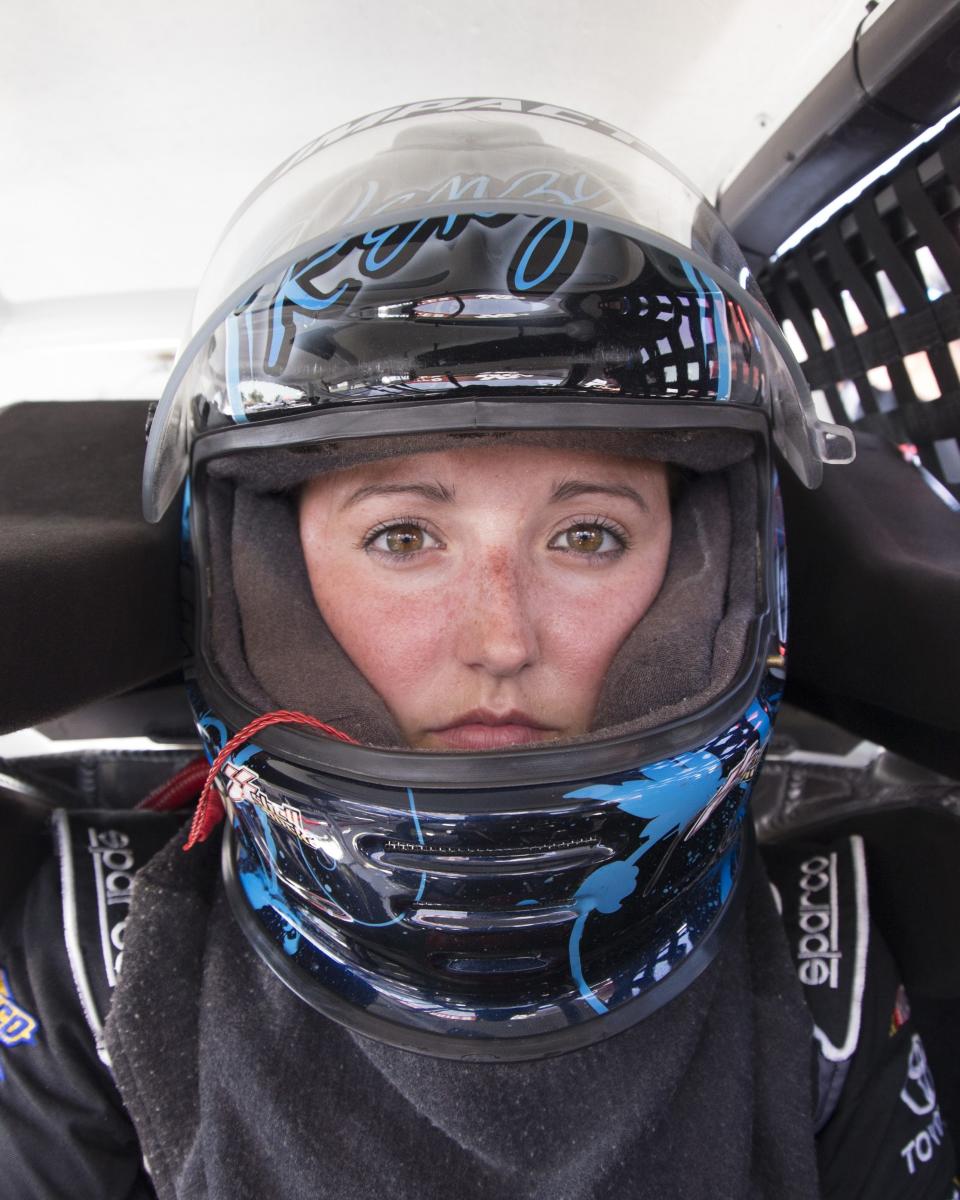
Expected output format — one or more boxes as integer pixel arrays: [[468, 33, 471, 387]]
[[104, 827, 820, 1200]]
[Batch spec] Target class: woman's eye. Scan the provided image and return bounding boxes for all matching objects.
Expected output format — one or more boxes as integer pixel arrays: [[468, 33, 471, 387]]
[[368, 522, 438, 555], [549, 523, 623, 555]]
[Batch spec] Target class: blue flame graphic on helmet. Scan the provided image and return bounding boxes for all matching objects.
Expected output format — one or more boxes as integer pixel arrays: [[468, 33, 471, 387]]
[[239, 807, 303, 956], [564, 699, 771, 1014]]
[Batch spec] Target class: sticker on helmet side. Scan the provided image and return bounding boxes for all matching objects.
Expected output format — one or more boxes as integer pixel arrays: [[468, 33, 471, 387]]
[[222, 762, 332, 854]]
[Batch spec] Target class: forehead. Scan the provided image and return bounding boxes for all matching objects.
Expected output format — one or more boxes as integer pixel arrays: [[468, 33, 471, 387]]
[[302, 442, 666, 502]]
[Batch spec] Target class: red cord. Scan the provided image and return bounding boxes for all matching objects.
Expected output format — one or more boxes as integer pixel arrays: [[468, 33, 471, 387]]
[[139, 756, 209, 812], [183, 710, 360, 851]]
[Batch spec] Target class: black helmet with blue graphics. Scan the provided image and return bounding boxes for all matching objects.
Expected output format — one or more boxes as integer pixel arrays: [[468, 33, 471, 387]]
[[145, 98, 853, 1060]]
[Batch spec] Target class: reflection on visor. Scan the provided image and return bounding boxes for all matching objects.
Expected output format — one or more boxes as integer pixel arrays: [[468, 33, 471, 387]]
[[144, 101, 855, 523], [371, 293, 557, 319], [210, 213, 765, 422]]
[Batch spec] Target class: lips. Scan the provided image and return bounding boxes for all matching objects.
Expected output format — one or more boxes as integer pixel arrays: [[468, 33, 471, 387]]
[[428, 709, 557, 750]]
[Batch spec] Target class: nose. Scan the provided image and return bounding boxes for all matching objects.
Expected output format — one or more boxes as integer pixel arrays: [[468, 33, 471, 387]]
[[459, 545, 539, 677]]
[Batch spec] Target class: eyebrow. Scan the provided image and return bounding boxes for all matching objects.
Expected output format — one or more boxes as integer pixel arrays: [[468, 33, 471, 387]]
[[341, 480, 456, 509], [550, 479, 650, 512]]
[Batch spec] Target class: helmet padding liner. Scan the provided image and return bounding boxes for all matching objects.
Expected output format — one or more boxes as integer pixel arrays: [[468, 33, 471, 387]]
[[206, 429, 755, 494], [202, 444, 758, 746]]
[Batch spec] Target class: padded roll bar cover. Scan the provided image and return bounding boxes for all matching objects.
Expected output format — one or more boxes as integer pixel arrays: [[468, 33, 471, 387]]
[[782, 430, 960, 778], [0, 401, 182, 735]]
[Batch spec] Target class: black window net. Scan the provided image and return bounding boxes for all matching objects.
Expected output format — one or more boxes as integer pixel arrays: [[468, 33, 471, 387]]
[[758, 115, 960, 501]]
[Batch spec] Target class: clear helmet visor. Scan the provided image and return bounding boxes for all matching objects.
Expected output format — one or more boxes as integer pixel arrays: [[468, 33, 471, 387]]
[[144, 99, 852, 521]]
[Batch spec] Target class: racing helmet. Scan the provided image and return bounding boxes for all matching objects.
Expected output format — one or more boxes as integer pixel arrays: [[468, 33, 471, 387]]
[[144, 98, 854, 1061]]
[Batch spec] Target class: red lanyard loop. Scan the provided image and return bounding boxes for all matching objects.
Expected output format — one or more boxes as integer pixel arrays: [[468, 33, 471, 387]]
[[184, 710, 359, 850]]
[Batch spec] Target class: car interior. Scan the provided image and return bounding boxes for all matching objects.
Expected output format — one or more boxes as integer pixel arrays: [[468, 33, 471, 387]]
[[1, 0, 958, 1142]]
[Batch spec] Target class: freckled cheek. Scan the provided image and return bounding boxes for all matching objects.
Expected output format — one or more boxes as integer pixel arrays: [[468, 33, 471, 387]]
[[320, 577, 461, 700], [535, 567, 663, 685], [538, 600, 625, 681]]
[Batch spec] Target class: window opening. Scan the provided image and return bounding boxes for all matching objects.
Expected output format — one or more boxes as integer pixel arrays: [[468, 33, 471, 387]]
[[915, 245, 950, 301], [837, 380, 863, 422], [903, 351, 941, 401], [810, 307, 835, 350], [875, 270, 905, 317], [839, 289, 868, 334], [865, 365, 897, 413], [780, 318, 807, 363], [810, 389, 833, 423]]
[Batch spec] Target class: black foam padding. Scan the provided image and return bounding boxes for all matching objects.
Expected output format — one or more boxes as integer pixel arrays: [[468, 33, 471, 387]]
[[782, 431, 960, 779], [0, 402, 182, 735]]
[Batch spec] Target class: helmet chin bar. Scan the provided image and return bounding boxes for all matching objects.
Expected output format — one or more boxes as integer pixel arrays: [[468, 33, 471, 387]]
[[222, 791, 757, 1061]]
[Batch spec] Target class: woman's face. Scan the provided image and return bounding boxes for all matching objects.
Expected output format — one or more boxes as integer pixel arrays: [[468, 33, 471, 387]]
[[299, 444, 672, 750]]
